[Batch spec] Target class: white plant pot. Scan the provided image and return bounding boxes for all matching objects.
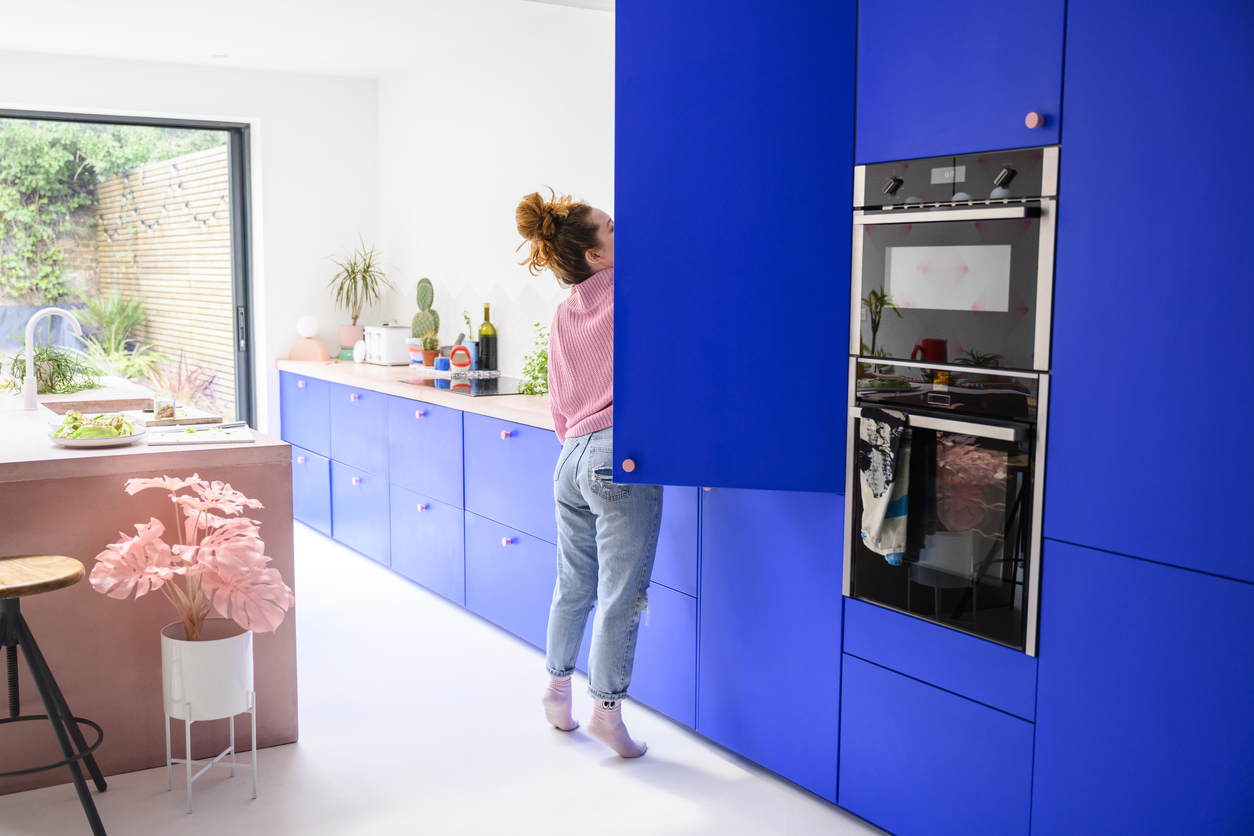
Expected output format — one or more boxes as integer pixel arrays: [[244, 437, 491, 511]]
[[161, 619, 254, 722]]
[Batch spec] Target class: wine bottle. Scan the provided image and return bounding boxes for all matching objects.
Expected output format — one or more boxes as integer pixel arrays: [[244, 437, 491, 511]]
[[478, 303, 498, 371]]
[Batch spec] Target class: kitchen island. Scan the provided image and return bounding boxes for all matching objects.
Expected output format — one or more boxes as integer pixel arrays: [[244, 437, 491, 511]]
[[0, 396, 296, 796]]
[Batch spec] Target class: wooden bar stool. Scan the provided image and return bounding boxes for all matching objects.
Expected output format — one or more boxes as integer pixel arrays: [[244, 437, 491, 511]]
[[0, 555, 108, 836]]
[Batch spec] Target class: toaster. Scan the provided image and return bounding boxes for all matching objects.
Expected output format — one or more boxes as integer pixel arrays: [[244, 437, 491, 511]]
[[363, 326, 411, 366]]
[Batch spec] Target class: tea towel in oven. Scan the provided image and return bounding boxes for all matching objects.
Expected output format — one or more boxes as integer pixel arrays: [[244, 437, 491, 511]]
[[858, 408, 911, 565]]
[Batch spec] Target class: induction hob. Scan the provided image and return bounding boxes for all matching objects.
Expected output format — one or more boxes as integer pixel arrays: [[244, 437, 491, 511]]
[[399, 376, 526, 397]]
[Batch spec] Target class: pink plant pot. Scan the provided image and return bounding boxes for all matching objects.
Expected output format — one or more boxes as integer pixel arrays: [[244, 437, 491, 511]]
[[338, 325, 364, 350]]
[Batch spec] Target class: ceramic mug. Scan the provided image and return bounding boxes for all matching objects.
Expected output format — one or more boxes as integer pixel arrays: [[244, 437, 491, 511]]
[[911, 338, 948, 364]]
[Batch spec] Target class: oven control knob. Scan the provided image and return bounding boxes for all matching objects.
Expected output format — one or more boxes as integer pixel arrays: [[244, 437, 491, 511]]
[[882, 177, 904, 196], [1025, 111, 1046, 129], [993, 167, 1017, 188]]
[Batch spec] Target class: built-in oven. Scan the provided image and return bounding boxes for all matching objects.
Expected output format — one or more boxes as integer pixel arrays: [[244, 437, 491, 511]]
[[843, 146, 1057, 656]]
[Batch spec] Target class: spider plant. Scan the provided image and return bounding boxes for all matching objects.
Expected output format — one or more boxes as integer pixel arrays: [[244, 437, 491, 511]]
[[328, 237, 392, 326], [145, 351, 219, 413], [953, 349, 1004, 367], [862, 288, 901, 357]]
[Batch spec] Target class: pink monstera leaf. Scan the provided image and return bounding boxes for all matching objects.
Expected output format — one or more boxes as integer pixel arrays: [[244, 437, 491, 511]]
[[89, 518, 179, 600], [178, 480, 265, 517], [124, 474, 205, 496], [194, 518, 294, 632]]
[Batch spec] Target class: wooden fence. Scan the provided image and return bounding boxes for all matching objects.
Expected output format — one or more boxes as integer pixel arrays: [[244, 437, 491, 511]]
[[95, 145, 236, 419]]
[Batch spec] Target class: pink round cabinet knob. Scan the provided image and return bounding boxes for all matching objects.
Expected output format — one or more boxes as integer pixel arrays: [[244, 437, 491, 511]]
[[622, 459, 636, 473], [501, 430, 511, 440], [1025, 111, 1046, 129], [502, 537, 513, 547], [297, 456, 306, 464], [350, 393, 360, 402], [415, 409, 425, 418], [351, 477, 361, 485], [297, 380, 306, 388], [703, 487, 713, 492], [417, 504, 428, 512]]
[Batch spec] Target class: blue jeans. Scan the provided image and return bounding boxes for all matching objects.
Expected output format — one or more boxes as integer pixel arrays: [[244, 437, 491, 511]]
[[545, 427, 664, 701]]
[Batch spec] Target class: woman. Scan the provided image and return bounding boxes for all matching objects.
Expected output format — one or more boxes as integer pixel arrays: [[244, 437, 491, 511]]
[[515, 190, 663, 759]]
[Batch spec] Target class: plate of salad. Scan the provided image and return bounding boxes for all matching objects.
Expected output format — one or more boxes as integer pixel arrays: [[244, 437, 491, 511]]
[[48, 411, 147, 448]]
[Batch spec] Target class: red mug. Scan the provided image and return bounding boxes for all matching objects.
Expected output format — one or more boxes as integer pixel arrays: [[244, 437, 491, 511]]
[[911, 338, 948, 364]]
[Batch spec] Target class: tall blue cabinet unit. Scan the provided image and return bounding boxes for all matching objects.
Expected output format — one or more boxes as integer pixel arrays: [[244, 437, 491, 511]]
[[1045, 0, 1254, 582], [698, 488, 844, 801], [615, 0, 857, 493], [855, 0, 1066, 163]]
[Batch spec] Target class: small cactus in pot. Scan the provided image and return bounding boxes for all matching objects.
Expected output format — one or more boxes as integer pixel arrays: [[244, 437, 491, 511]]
[[420, 332, 440, 367], [411, 278, 441, 340]]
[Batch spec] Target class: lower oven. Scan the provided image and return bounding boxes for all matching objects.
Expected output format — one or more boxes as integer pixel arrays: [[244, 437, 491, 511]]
[[842, 359, 1049, 655]]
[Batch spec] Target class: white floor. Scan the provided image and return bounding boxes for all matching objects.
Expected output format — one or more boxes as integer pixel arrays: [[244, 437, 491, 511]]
[[2, 523, 886, 836]]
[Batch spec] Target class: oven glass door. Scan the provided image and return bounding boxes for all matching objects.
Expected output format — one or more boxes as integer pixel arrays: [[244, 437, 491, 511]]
[[848, 411, 1035, 651], [854, 205, 1052, 372]]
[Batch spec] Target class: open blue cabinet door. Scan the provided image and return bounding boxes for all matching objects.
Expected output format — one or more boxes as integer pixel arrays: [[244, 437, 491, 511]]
[[615, 0, 857, 493]]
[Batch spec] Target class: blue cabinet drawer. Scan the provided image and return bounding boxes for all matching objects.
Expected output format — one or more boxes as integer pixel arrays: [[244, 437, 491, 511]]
[[843, 598, 1037, 721], [653, 486, 699, 597], [839, 654, 1034, 836], [328, 382, 389, 479], [464, 413, 560, 542], [464, 511, 555, 650], [291, 445, 331, 536], [631, 583, 697, 728], [390, 484, 464, 605], [388, 396, 464, 508], [330, 461, 390, 566], [279, 371, 330, 457]]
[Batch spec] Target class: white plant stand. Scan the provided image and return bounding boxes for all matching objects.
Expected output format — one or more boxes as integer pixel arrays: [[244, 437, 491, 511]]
[[160, 620, 257, 814]]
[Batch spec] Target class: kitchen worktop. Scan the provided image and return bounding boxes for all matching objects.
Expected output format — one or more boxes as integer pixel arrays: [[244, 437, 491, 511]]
[[0, 394, 288, 484], [276, 359, 555, 432]]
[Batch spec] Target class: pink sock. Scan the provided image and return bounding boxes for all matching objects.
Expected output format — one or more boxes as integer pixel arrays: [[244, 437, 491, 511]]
[[587, 700, 647, 758], [541, 676, 579, 731]]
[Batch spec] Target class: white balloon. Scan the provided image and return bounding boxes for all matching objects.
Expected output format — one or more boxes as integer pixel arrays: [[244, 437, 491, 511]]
[[296, 316, 319, 338], [353, 339, 367, 363]]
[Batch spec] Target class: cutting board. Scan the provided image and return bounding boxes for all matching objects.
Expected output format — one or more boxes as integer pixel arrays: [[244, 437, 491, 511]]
[[126, 405, 222, 427]]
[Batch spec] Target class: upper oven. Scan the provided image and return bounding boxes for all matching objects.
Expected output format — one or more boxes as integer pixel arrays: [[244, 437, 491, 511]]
[[850, 147, 1058, 373]]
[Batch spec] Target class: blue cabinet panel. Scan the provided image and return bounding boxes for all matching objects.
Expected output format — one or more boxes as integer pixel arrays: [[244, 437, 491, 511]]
[[652, 486, 699, 598], [1031, 540, 1254, 835], [390, 484, 465, 606], [464, 511, 555, 651], [328, 382, 389, 479], [388, 396, 464, 508], [698, 488, 843, 801], [839, 654, 1034, 836], [291, 445, 331, 536], [279, 371, 330, 457], [463, 413, 560, 543], [855, 0, 1066, 163], [330, 461, 390, 566], [615, 0, 855, 493], [843, 598, 1037, 720], [631, 583, 697, 728], [1045, 0, 1254, 580]]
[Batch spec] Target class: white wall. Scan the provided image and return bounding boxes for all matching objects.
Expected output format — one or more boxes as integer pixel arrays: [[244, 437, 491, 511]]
[[0, 49, 380, 435], [377, 8, 615, 378]]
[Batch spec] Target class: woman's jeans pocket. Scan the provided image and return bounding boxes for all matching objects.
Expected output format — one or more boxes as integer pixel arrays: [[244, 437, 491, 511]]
[[589, 446, 630, 501]]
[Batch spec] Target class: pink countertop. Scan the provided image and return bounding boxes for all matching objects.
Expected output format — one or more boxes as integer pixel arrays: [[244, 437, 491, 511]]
[[0, 395, 289, 484], [275, 360, 555, 432]]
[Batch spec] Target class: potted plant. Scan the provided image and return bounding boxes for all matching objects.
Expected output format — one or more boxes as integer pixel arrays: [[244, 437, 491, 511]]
[[409, 278, 441, 365], [88, 474, 294, 755], [419, 333, 440, 367], [329, 237, 391, 352]]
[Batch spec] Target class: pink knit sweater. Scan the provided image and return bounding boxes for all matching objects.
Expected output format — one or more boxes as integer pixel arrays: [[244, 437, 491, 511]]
[[548, 267, 614, 443]]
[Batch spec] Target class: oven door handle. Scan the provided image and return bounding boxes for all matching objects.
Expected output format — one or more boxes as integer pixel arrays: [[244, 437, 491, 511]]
[[849, 407, 1028, 442], [854, 204, 1040, 225]]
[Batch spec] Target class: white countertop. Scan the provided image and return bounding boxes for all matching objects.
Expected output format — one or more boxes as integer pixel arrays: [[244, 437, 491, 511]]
[[275, 360, 556, 432], [0, 393, 288, 484]]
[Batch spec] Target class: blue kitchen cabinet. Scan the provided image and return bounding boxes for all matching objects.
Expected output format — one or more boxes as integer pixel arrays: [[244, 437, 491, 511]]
[[652, 486, 699, 598], [698, 488, 844, 801], [615, 0, 856, 493], [330, 461, 390, 566], [327, 382, 389, 480], [1031, 540, 1254, 835], [464, 511, 555, 651], [630, 583, 697, 728], [1045, 0, 1254, 581], [291, 445, 331, 536], [838, 654, 1034, 836], [463, 413, 560, 543], [389, 484, 465, 606], [388, 396, 464, 508], [279, 371, 330, 457], [855, 0, 1066, 163], [843, 598, 1037, 721]]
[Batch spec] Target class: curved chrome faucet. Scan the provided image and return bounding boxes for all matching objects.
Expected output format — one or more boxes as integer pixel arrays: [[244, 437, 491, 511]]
[[24, 307, 83, 411]]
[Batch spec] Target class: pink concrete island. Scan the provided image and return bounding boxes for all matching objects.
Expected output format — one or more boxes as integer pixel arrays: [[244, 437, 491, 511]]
[[0, 394, 297, 796]]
